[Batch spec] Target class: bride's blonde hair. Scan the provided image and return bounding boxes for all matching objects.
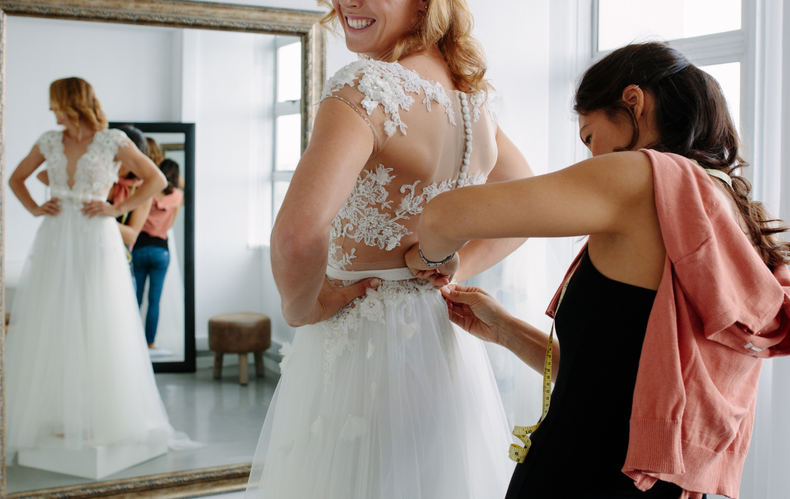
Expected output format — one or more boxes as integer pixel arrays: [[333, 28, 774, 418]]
[[318, 0, 491, 93], [49, 77, 108, 133]]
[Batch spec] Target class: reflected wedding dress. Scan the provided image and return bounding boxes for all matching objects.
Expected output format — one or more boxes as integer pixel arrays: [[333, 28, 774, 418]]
[[6, 129, 195, 456], [246, 61, 514, 499]]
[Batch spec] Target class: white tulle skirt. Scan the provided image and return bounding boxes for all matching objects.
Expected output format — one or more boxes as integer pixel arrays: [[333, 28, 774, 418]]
[[5, 201, 196, 455], [245, 267, 515, 499]]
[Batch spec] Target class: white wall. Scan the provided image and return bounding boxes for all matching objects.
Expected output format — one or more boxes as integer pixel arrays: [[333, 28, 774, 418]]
[[185, 29, 276, 343]]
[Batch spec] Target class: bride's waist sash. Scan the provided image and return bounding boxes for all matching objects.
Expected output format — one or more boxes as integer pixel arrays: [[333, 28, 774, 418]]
[[322, 265, 436, 334], [325, 266, 416, 282], [50, 188, 106, 206]]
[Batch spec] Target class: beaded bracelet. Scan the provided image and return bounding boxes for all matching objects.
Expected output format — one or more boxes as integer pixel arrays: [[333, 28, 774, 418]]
[[418, 245, 456, 268]]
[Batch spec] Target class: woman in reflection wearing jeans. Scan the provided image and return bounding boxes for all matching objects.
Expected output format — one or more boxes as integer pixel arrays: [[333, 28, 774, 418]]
[[133, 158, 183, 356]]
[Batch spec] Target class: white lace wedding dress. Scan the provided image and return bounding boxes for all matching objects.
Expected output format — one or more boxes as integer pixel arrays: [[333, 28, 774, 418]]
[[245, 60, 515, 499], [6, 129, 196, 457]]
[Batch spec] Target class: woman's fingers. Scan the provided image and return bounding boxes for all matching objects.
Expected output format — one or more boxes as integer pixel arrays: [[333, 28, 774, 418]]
[[435, 254, 460, 277], [441, 284, 479, 304], [313, 276, 382, 325], [81, 200, 114, 218], [442, 285, 502, 330], [42, 200, 61, 216], [425, 272, 453, 288], [342, 277, 380, 304]]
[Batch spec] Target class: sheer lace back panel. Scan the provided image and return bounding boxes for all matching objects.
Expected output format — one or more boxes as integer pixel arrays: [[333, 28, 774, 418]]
[[36, 129, 128, 204], [323, 60, 498, 271]]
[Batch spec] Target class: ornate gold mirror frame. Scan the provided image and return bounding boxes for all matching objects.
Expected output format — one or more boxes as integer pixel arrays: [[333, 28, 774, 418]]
[[0, 1, 325, 497]]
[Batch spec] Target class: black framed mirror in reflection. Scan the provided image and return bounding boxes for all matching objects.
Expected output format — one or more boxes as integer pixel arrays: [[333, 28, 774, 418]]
[[1, 4, 321, 494], [108, 122, 196, 373]]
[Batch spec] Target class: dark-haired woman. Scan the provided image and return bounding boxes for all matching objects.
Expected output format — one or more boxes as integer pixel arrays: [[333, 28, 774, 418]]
[[110, 126, 153, 276], [133, 159, 183, 355], [411, 42, 790, 499]]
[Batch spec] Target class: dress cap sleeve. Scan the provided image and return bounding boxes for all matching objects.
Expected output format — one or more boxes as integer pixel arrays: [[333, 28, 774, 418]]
[[321, 59, 460, 153], [105, 128, 130, 152], [321, 60, 393, 151], [35, 130, 61, 159]]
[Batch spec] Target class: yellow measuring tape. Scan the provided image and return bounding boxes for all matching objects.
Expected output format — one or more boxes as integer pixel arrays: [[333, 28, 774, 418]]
[[508, 266, 575, 463]]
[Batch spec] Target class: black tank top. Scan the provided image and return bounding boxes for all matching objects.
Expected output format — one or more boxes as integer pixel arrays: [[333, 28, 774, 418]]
[[505, 250, 689, 499]]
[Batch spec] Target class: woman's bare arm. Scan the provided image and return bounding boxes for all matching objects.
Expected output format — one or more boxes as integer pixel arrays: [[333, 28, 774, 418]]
[[441, 283, 560, 381], [418, 151, 655, 260], [81, 138, 166, 219], [117, 198, 152, 246], [422, 151, 657, 378], [9, 145, 60, 217], [271, 98, 375, 327]]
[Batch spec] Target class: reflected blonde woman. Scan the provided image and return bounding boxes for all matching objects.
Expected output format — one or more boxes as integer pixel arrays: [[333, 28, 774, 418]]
[[7, 77, 197, 461]]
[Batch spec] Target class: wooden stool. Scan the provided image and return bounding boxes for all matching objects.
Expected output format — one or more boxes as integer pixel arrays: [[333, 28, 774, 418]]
[[208, 312, 271, 385]]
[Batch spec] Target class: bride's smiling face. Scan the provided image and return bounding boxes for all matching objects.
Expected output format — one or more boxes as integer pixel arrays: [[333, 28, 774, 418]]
[[333, 0, 428, 59]]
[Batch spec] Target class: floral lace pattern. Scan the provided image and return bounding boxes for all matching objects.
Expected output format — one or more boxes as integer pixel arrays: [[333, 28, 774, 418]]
[[328, 168, 487, 270], [320, 278, 437, 387], [312, 60, 495, 387], [322, 59, 459, 136], [37, 129, 127, 202], [470, 90, 498, 125]]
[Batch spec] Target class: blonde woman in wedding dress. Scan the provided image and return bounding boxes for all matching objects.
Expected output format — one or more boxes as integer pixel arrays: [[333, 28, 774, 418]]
[[245, 1, 533, 497], [7, 77, 197, 457]]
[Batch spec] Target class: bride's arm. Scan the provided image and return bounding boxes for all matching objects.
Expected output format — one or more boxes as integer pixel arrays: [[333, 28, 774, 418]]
[[271, 98, 376, 327], [81, 139, 166, 218], [9, 145, 60, 217], [109, 140, 166, 215]]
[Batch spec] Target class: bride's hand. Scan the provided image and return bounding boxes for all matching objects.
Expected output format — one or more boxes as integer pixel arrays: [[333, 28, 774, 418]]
[[301, 276, 381, 326], [404, 243, 459, 288], [32, 198, 61, 217], [440, 284, 512, 345], [81, 200, 120, 219]]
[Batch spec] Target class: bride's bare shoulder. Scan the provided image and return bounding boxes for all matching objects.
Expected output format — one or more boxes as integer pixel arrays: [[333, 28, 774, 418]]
[[397, 52, 455, 90]]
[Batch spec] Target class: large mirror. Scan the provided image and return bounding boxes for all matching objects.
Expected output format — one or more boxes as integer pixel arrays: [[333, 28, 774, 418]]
[[106, 122, 195, 371], [0, 0, 324, 497]]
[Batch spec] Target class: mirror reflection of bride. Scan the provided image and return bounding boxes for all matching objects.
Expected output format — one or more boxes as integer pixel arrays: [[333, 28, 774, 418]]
[[6, 77, 198, 471]]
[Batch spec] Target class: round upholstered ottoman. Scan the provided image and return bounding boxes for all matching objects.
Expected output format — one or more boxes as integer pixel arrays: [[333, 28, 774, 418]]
[[208, 312, 271, 385]]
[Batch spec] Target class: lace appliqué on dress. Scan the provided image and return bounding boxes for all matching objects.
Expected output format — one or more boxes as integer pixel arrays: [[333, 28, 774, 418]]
[[37, 131, 69, 190], [322, 60, 456, 137], [37, 129, 128, 202], [320, 279, 437, 388], [469, 91, 498, 125], [327, 167, 488, 270], [317, 62, 493, 386]]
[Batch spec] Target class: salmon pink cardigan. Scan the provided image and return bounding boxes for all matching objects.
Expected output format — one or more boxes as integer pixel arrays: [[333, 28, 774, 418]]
[[547, 149, 790, 499]]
